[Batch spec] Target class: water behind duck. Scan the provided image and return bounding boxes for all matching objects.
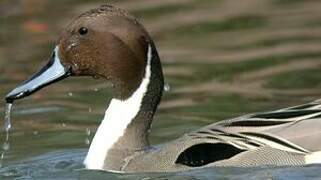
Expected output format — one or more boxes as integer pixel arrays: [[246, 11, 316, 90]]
[[2, 0, 321, 179]]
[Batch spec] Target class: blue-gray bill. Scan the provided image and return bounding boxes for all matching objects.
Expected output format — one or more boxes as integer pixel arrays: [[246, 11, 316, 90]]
[[5, 47, 71, 103]]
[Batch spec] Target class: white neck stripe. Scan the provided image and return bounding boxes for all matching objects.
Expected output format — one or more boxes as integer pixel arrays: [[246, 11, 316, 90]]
[[84, 45, 152, 170]]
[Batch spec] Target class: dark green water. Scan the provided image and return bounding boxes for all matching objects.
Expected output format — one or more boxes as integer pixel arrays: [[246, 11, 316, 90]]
[[1, 0, 321, 179]]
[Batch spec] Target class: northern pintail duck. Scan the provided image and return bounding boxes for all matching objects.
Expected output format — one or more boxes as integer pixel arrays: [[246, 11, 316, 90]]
[[5, 5, 321, 172]]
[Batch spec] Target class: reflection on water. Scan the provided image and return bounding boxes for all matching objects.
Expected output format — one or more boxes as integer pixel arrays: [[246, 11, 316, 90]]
[[0, 149, 321, 179], [1, 0, 321, 179]]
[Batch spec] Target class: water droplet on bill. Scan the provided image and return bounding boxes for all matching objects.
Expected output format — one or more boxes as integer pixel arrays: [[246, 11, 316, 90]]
[[85, 128, 91, 145], [164, 83, 170, 92], [1, 103, 13, 168], [4, 103, 12, 132], [2, 142, 10, 151], [85, 139, 90, 145], [86, 128, 91, 136]]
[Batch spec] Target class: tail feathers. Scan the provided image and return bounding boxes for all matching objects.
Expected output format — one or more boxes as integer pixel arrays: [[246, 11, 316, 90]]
[[305, 151, 321, 164]]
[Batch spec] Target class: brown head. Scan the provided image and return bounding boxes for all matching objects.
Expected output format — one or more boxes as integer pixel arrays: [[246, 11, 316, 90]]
[[6, 5, 163, 101], [6, 5, 164, 171]]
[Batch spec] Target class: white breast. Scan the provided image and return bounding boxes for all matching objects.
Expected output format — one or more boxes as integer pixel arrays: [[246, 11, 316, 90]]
[[84, 45, 152, 170]]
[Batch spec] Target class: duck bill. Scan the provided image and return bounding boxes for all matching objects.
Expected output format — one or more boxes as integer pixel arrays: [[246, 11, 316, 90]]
[[5, 46, 71, 103]]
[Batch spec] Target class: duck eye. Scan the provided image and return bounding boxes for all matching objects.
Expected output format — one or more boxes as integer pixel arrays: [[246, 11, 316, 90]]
[[78, 27, 88, 35]]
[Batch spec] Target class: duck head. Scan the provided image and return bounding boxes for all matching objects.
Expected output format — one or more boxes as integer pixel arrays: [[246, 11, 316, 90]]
[[6, 5, 165, 170], [6, 5, 159, 102]]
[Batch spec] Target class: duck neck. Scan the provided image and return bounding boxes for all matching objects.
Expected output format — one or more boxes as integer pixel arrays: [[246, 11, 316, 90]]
[[84, 43, 164, 171]]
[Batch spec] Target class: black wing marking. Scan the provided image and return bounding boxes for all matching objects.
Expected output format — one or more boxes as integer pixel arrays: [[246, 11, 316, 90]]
[[240, 132, 310, 154], [219, 101, 321, 128], [175, 143, 245, 167]]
